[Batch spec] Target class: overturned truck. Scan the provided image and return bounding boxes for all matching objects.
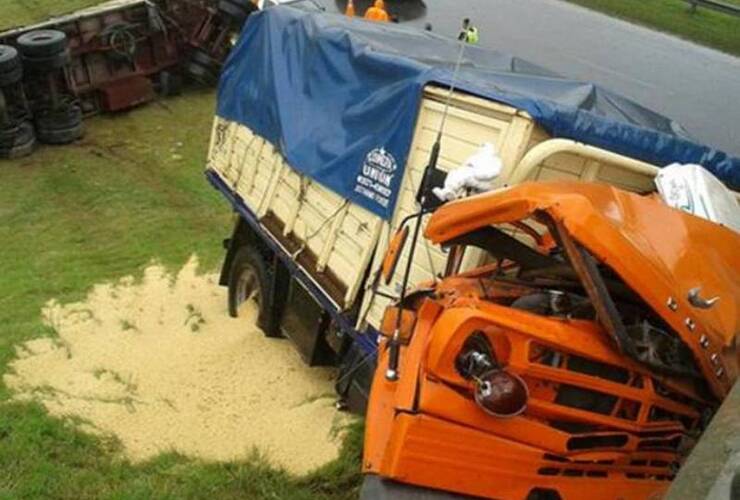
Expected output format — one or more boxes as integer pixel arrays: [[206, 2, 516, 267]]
[[0, 0, 259, 158], [205, 6, 740, 499]]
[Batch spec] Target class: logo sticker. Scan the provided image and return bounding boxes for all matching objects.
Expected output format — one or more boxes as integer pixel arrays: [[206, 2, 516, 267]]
[[355, 148, 397, 209]]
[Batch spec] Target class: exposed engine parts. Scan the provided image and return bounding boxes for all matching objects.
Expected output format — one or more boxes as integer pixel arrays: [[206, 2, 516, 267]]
[[455, 331, 496, 379], [511, 289, 594, 319], [626, 319, 700, 378]]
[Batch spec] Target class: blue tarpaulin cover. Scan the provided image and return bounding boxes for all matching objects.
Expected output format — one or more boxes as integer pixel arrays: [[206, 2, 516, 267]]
[[217, 6, 740, 220]]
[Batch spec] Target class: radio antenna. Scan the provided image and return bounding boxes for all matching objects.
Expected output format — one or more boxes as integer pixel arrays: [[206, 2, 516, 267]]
[[437, 18, 471, 145], [386, 19, 472, 382]]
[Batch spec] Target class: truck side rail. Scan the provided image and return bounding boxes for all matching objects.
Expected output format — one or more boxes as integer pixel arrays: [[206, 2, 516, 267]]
[[206, 168, 379, 354]]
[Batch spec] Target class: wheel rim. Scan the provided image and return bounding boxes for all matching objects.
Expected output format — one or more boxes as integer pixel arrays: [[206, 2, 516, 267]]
[[235, 266, 261, 311]]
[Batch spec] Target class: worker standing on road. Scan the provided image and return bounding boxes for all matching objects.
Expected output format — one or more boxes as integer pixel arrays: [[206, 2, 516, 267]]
[[345, 0, 355, 17], [458, 18, 479, 44], [465, 26, 479, 44], [364, 0, 389, 22]]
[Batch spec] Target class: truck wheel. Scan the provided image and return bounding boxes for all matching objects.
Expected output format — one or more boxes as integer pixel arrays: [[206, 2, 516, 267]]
[[0, 123, 20, 148], [185, 49, 221, 86], [217, 0, 258, 24], [35, 102, 84, 145], [0, 45, 22, 86], [17, 30, 67, 58], [185, 61, 218, 86], [0, 120, 36, 159], [0, 92, 10, 128], [36, 122, 83, 145], [23, 50, 71, 73], [0, 65, 22, 86], [190, 48, 221, 70], [228, 245, 270, 327], [158, 70, 183, 97], [0, 45, 20, 72], [35, 102, 83, 130]]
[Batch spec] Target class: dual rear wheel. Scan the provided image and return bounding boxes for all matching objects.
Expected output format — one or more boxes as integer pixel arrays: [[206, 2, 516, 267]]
[[228, 245, 269, 326]]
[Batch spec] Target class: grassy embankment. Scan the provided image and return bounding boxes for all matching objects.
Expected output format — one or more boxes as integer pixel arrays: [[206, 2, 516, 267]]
[[0, 91, 364, 499], [566, 0, 740, 56], [0, 4, 363, 499]]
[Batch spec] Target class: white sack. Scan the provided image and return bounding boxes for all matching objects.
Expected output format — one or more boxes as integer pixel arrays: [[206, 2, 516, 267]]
[[433, 143, 502, 202], [655, 163, 740, 234]]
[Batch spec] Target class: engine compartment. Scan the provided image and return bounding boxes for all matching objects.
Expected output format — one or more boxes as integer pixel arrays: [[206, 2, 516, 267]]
[[365, 185, 738, 499]]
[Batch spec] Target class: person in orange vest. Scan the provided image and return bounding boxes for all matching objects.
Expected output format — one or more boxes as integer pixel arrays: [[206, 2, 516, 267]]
[[364, 0, 389, 22], [345, 0, 355, 17]]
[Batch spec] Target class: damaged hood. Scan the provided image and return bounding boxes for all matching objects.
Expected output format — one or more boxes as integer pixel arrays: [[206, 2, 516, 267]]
[[425, 182, 739, 392]]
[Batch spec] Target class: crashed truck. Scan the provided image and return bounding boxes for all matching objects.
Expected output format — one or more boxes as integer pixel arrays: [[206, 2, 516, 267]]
[[205, 6, 740, 500], [0, 0, 264, 158]]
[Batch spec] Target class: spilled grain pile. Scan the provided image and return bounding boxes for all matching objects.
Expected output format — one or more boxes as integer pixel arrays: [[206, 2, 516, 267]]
[[4, 257, 348, 475]]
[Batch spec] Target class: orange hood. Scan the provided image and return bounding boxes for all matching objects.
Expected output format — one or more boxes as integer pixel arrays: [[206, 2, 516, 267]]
[[425, 182, 739, 395]]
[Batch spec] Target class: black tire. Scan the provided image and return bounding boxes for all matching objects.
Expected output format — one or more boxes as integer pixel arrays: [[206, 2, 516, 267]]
[[0, 45, 21, 74], [0, 124, 20, 147], [17, 30, 67, 58], [36, 122, 83, 145], [1, 137, 37, 159], [0, 120, 36, 159], [227, 245, 272, 330], [35, 102, 82, 131], [186, 49, 222, 86], [0, 65, 22, 86], [217, 0, 258, 23], [158, 70, 183, 97], [23, 50, 71, 73], [185, 60, 219, 86], [0, 92, 10, 128], [190, 48, 221, 70]]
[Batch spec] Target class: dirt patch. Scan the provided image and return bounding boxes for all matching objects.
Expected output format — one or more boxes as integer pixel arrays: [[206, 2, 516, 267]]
[[4, 257, 349, 475]]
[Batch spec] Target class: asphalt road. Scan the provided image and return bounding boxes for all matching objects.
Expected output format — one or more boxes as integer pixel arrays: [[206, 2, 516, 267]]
[[326, 0, 740, 157]]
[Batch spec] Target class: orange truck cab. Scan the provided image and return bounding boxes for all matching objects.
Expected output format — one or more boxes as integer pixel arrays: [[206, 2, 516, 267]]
[[362, 181, 739, 500]]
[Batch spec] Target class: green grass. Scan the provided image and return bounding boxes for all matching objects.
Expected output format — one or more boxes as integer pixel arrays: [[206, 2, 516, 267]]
[[1, 0, 104, 30], [566, 0, 740, 56], [0, 91, 364, 499]]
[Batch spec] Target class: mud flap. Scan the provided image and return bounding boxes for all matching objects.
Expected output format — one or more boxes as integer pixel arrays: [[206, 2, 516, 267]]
[[278, 278, 335, 366], [360, 475, 481, 500], [335, 340, 376, 415]]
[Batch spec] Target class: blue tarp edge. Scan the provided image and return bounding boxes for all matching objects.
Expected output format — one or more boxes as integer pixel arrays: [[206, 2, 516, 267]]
[[216, 7, 740, 220]]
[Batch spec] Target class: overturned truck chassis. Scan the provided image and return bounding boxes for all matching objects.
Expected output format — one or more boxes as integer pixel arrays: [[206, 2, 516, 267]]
[[0, 0, 254, 157]]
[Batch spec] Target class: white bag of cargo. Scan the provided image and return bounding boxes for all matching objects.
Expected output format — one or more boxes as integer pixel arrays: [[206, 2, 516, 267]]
[[655, 163, 740, 233]]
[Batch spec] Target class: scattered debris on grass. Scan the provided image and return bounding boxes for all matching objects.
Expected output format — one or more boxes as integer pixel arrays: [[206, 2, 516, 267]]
[[4, 256, 349, 475]]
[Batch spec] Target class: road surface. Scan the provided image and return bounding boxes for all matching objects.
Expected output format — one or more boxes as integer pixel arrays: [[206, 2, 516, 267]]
[[325, 0, 740, 157]]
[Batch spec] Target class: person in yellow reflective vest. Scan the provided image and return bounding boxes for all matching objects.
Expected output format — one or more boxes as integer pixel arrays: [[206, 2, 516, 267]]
[[345, 0, 355, 17], [465, 26, 479, 44], [458, 18, 479, 44], [364, 0, 390, 22]]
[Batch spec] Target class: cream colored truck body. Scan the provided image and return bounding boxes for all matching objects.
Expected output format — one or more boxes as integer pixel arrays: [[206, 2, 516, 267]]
[[206, 85, 728, 334]]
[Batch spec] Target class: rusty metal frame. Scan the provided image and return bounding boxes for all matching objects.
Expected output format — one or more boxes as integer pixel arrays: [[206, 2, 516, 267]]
[[552, 217, 632, 355]]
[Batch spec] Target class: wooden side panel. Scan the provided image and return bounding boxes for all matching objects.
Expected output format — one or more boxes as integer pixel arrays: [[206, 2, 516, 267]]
[[206, 117, 381, 309], [209, 85, 663, 331], [359, 90, 534, 331]]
